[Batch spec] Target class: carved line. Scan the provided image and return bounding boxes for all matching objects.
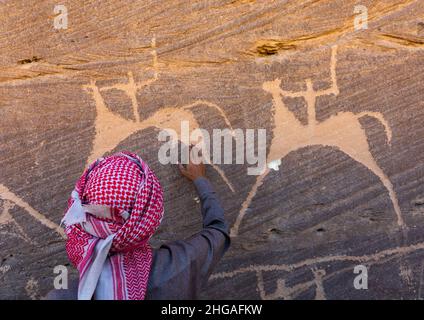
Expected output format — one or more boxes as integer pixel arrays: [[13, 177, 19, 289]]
[[83, 37, 235, 192], [211, 241, 424, 299], [0, 184, 65, 239]]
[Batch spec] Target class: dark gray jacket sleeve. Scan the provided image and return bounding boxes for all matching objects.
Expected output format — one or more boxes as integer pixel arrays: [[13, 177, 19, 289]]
[[145, 177, 231, 300]]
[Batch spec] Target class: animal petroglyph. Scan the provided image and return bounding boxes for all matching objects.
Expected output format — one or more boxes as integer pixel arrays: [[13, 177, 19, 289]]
[[83, 37, 235, 192], [230, 45, 404, 237], [0, 184, 65, 239], [211, 241, 424, 300]]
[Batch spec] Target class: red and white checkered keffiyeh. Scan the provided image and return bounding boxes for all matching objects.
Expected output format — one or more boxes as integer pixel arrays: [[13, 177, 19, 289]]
[[63, 151, 164, 300]]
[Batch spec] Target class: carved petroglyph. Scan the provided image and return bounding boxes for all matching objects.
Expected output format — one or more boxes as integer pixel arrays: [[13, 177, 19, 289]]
[[255, 268, 326, 300], [231, 45, 404, 237], [311, 268, 327, 300], [400, 263, 413, 286], [25, 277, 39, 300], [0, 184, 65, 239], [0, 199, 32, 243], [211, 241, 424, 300], [83, 37, 235, 192], [256, 270, 292, 300]]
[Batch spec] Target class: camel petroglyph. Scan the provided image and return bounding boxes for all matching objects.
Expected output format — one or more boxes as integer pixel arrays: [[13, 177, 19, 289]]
[[230, 45, 404, 237], [0, 199, 32, 243], [83, 37, 235, 192]]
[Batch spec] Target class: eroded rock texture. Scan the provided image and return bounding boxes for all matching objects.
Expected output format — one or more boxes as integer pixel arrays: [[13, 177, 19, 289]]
[[0, 0, 423, 299]]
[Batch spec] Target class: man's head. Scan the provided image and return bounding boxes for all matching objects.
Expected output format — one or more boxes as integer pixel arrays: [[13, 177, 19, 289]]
[[63, 152, 164, 299], [68, 151, 164, 252]]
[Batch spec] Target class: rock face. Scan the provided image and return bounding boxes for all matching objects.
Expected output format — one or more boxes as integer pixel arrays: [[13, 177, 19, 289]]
[[1, 0, 424, 299]]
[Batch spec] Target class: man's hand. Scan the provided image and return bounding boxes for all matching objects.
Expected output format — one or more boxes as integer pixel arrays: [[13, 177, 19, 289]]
[[178, 146, 206, 181]]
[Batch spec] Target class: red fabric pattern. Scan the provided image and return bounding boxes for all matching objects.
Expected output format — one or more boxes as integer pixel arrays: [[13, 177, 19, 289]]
[[65, 151, 164, 300]]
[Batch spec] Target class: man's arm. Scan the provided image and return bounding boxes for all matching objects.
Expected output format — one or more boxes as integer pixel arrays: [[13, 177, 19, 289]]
[[145, 150, 230, 299]]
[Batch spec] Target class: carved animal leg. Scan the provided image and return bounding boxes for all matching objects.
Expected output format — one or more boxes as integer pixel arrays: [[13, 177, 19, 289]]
[[197, 141, 235, 193], [230, 167, 271, 237], [182, 100, 233, 131], [341, 148, 405, 230]]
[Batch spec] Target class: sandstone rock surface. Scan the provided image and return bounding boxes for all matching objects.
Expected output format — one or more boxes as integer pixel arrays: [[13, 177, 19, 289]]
[[0, 0, 423, 299]]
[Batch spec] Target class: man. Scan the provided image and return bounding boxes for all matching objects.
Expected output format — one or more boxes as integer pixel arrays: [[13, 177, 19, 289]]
[[46, 150, 230, 300]]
